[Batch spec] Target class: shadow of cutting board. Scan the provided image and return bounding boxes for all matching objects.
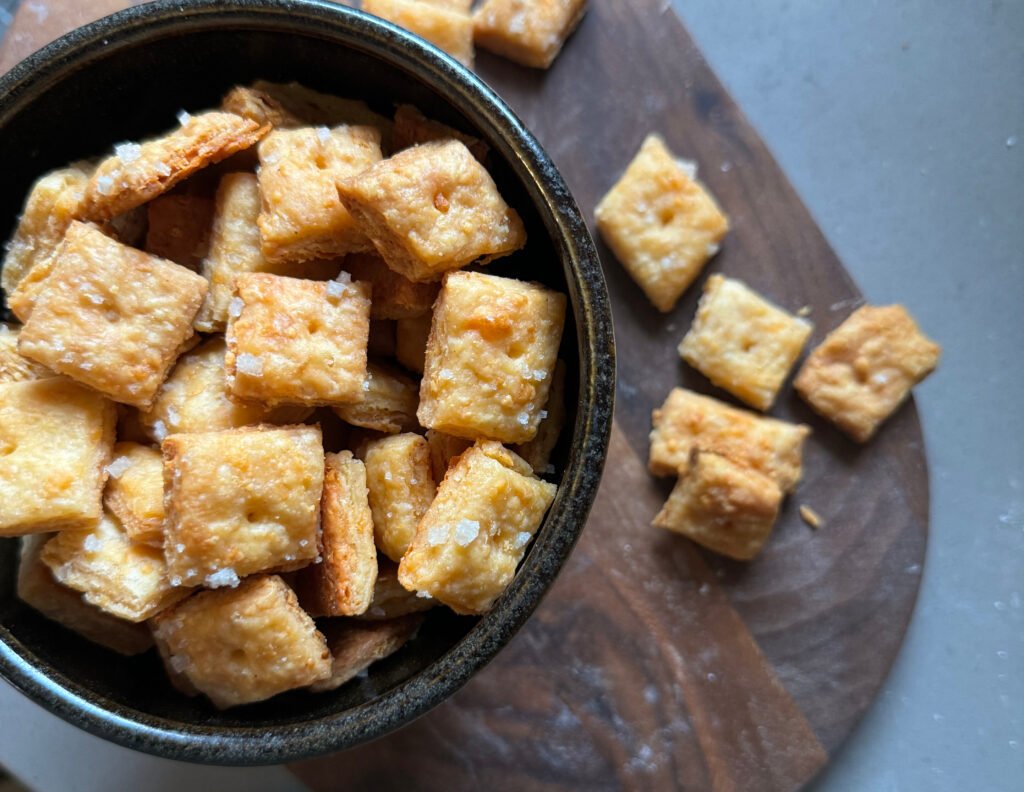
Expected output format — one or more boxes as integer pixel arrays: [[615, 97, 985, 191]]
[[0, 1, 928, 789]]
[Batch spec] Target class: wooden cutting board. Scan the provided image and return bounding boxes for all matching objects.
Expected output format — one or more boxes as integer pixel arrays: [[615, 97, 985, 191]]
[[0, 1, 929, 789]]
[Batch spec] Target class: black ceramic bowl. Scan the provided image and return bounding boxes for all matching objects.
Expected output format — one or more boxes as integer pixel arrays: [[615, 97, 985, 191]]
[[0, 0, 613, 766]]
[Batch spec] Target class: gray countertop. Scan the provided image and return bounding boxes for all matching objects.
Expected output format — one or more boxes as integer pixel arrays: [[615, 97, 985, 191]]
[[1, 1, 1021, 790]]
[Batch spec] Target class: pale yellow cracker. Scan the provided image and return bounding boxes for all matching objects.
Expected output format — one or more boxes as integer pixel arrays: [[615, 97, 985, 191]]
[[649, 387, 809, 493], [595, 134, 728, 312], [17, 222, 208, 409], [794, 304, 940, 442], [194, 173, 340, 331], [359, 559, 437, 620], [225, 272, 371, 406], [162, 425, 324, 587], [1, 163, 91, 298], [513, 358, 566, 472], [398, 440, 556, 614], [425, 428, 472, 482], [392, 104, 488, 162], [141, 336, 311, 441], [79, 111, 268, 222], [337, 139, 526, 282], [679, 275, 812, 411], [342, 251, 439, 319], [0, 378, 115, 537], [363, 0, 475, 69], [0, 323, 55, 383], [473, 0, 588, 69], [151, 574, 331, 709], [418, 271, 565, 443], [144, 193, 214, 271], [361, 432, 436, 562], [653, 450, 782, 561], [41, 511, 190, 622], [257, 125, 382, 264], [102, 442, 165, 547], [395, 312, 432, 373], [292, 451, 377, 617], [310, 613, 424, 692], [18, 534, 153, 655], [332, 361, 419, 433]]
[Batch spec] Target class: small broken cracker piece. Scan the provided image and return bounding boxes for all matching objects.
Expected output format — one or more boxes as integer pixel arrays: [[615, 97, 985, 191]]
[[18, 534, 153, 655], [361, 432, 436, 563], [649, 387, 809, 493], [194, 172, 340, 331], [799, 504, 822, 530], [332, 361, 419, 434], [679, 275, 812, 411], [653, 450, 782, 561], [358, 559, 437, 620], [225, 272, 371, 407], [1, 163, 91, 297], [395, 312, 432, 374], [418, 271, 565, 443], [41, 510, 190, 621], [103, 441, 165, 547], [337, 139, 526, 282], [473, 0, 588, 69], [292, 451, 377, 617], [257, 125, 383, 264], [398, 440, 556, 615], [0, 378, 115, 537], [79, 111, 269, 222], [142, 336, 312, 440], [363, 0, 475, 69], [162, 425, 325, 588], [310, 613, 424, 692], [513, 358, 566, 472], [144, 193, 215, 271], [392, 104, 488, 163], [425, 428, 473, 483], [794, 304, 940, 442], [17, 222, 208, 409], [595, 134, 728, 312], [342, 251, 439, 320], [151, 575, 331, 709], [0, 323, 56, 383]]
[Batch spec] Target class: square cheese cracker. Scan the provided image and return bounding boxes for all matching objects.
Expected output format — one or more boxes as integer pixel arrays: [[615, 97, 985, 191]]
[[794, 304, 940, 442], [0, 378, 115, 536], [332, 361, 419, 434], [418, 271, 565, 443], [162, 425, 325, 588], [595, 134, 728, 312], [398, 440, 556, 614], [363, 0, 475, 69], [17, 221, 208, 409], [103, 442, 166, 547], [473, 0, 588, 69]]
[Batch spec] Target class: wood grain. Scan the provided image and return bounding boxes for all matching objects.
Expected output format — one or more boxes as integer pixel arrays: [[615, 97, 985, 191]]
[[0, 0, 928, 789]]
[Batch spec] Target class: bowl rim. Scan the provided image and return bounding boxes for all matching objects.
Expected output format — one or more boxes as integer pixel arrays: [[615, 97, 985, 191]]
[[0, 0, 615, 765]]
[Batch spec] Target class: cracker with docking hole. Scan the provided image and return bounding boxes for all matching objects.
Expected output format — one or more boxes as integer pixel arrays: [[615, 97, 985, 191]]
[[257, 124, 382, 264], [398, 440, 556, 614], [649, 387, 809, 493], [17, 221, 208, 409], [103, 441, 165, 547], [679, 274, 812, 411], [337, 139, 526, 282], [311, 613, 425, 692], [418, 270, 565, 443], [473, 0, 589, 69], [292, 451, 377, 617], [361, 432, 436, 563], [332, 361, 419, 434], [18, 534, 154, 656], [151, 575, 331, 709], [0, 378, 115, 537], [41, 510, 190, 622], [794, 304, 940, 442], [162, 425, 325, 588], [144, 193, 215, 271], [363, 0, 475, 69], [595, 134, 728, 312], [225, 272, 371, 406], [342, 251, 440, 320], [653, 450, 782, 561]]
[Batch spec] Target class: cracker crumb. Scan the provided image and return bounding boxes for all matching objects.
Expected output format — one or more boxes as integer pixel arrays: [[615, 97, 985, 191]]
[[800, 504, 823, 529], [797, 305, 812, 317]]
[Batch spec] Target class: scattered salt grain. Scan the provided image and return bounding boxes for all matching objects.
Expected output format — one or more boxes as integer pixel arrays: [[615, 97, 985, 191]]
[[513, 531, 532, 549], [169, 654, 189, 673], [228, 297, 244, 318], [532, 369, 548, 381], [154, 161, 171, 177], [705, 243, 720, 257], [104, 456, 132, 479], [170, 575, 183, 587], [236, 353, 263, 376], [677, 158, 698, 180], [426, 523, 449, 546], [86, 292, 104, 305], [335, 269, 352, 284], [95, 175, 114, 195], [326, 279, 346, 299], [83, 534, 102, 553], [299, 539, 308, 548], [175, 543, 185, 554], [517, 411, 530, 426], [453, 518, 480, 546], [384, 471, 392, 481], [166, 405, 180, 427], [205, 568, 240, 588], [114, 142, 142, 164], [316, 126, 332, 144], [539, 410, 548, 420], [152, 420, 168, 442], [416, 590, 432, 599], [176, 109, 192, 126], [438, 368, 455, 381]]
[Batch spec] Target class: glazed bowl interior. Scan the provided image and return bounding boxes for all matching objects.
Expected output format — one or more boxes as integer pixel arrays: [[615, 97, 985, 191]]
[[0, 0, 612, 765]]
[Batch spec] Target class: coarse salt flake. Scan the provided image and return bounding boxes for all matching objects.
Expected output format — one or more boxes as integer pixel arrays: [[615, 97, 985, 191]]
[[95, 175, 115, 195], [168, 654, 189, 673], [326, 279, 346, 299], [677, 158, 698, 180], [176, 109, 192, 126], [438, 368, 455, 381], [166, 405, 180, 427], [170, 575, 183, 587], [513, 531, 532, 549], [416, 590, 432, 599], [114, 142, 142, 164], [83, 533, 102, 553], [175, 543, 185, 554], [236, 353, 263, 376], [426, 523, 449, 546], [384, 471, 392, 481], [152, 420, 168, 442], [539, 410, 548, 420], [104, 456, 131, 479], [453, 518, 480, 547], [316, 126, 332, 143], [228, 297, 244, 318], [517, 411, 531, 426], [532, 369, 548, 381], [205, 568, 240, 589]]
